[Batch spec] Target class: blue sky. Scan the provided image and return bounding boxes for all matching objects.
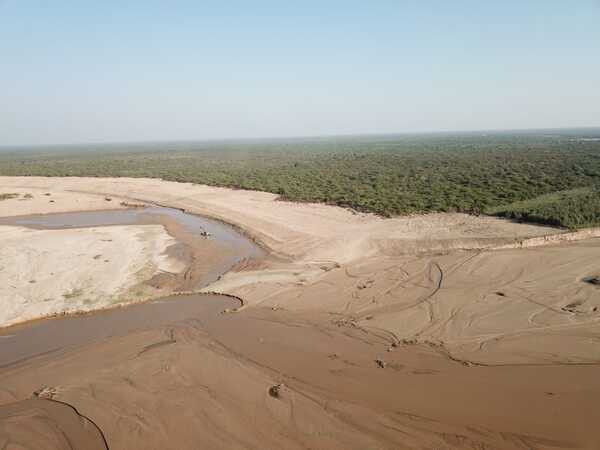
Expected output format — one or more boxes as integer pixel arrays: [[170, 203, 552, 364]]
[[1, 0, 599, 145]]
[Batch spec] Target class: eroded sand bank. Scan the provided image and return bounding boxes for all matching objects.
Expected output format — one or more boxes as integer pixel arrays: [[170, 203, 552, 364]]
[[1, 177, 599, 449]]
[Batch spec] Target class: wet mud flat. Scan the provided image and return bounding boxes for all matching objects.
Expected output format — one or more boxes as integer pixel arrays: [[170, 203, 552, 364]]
[[0, 397, 109, 450], [2, 301, 600, 449], [0, 292, 238, 450], [0, 293, 239, 367]]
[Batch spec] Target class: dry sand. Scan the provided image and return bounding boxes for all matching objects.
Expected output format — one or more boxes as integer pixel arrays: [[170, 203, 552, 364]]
[[0, 187, 130, 217], [1, 176, 599, 449], [0, 224, 182, 327], [0, 176, 557, 261]]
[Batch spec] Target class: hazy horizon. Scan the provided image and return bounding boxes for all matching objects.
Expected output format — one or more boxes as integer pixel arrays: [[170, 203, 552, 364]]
[[2, 126, 600, 151], [2, 1, 599, 146]]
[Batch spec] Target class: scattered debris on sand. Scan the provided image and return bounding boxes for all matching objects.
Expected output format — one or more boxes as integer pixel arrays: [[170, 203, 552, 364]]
[[332, 317, 360, 328], [320, 262, 341, 272], [583, 276, 600, 286], [120, 201, 146, 208], [0, 193, 19, 200], [375, 358, 387, 368], [268, 383, 284, 398], [33, 386, 59, 400], [562, 301, 582, 313], [357, 279, 375, 290]]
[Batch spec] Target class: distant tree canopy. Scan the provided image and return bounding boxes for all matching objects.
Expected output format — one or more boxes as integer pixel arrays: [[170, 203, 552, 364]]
[[1, 131, 599, 229]]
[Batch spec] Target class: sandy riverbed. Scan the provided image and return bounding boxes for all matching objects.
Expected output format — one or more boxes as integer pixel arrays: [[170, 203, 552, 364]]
[[1, 177, 599, 449]]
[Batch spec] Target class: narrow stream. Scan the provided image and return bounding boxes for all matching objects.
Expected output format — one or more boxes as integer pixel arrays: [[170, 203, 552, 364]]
[[0, 206, 264, 366], [1, 206, 260, 254]]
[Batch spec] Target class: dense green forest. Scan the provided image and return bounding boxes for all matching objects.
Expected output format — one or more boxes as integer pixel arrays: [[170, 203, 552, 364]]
[[489, 187, 600, 229], [1, 130, 599, 229]]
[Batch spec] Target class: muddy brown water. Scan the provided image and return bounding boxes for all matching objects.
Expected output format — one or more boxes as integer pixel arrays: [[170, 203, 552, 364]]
[[0, 206, 262, 367], [0, 205, 263, 265], [0, 294, 238, 367], [0, 206, 260, 253]]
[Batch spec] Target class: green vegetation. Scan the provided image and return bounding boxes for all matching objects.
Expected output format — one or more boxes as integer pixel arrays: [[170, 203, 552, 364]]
[[1, 130, 599, 228], [488, 187, 600, 229]]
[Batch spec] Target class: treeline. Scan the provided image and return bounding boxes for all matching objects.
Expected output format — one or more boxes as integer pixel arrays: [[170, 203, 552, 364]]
[[489, 188, 600, 229], [1, 132, 599, 228]]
